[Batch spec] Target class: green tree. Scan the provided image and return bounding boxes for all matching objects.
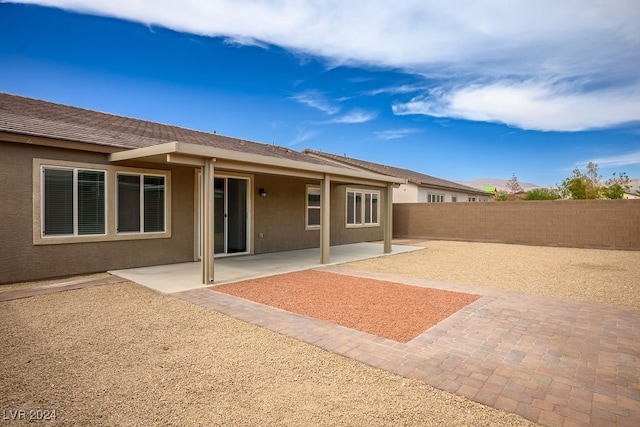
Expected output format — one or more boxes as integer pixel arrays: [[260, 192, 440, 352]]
[[558, 162, 631, 199], [558, 170, 589, 199], [523, 188, 561, 200], [602, 172, 631, 199], [496, 190, 509, 201]]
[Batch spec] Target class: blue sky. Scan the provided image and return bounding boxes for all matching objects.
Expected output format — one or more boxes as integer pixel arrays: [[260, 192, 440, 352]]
[[1, 1, 639, 187]]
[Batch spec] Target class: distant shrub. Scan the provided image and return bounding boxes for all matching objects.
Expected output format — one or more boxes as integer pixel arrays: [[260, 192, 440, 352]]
[[523, 188, 561, 200], [496, 190, 509, 201]]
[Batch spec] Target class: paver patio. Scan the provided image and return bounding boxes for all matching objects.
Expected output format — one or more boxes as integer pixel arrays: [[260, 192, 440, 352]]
[[174, 267, 640, 427]]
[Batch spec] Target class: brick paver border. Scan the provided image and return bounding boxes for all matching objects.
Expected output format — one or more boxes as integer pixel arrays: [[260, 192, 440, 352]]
[[174, 267, 640, 427]]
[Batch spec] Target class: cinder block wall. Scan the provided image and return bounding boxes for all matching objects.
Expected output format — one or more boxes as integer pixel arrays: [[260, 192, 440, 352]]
[[394, 200, 640, 250]]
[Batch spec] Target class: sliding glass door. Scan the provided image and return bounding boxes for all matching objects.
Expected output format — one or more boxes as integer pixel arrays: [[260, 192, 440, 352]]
[[213, 177, 248, 255]]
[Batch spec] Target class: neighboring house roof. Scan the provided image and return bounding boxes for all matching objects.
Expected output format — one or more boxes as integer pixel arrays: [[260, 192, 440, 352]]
[[0, 92, 330, 167], [304, 149, 489, 196]]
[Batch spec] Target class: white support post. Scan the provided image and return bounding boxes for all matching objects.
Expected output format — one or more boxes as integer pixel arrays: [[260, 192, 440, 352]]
[[321, 174, 331, 264]]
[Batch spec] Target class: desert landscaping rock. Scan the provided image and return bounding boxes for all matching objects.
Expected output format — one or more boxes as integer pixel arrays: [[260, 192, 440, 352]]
[[2, 240, 638, 425], [0, 281, 535, 426], [341, 240, 640, 308], [214, 269, 480, 342]]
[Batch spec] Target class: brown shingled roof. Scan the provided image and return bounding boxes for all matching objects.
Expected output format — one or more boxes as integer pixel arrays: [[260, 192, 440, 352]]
[[0, 93, 331, 167], [304, 149, 489, 196]]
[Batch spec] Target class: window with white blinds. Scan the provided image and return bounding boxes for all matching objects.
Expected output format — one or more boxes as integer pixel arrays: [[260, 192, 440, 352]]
[[42, 167, 105, 236]]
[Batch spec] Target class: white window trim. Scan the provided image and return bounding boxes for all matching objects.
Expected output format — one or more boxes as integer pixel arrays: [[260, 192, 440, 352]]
[[33, 159, 171, 245], [428, 193, 444, 203], [305, 185, 321, 230], [345, 188, 380, 228]]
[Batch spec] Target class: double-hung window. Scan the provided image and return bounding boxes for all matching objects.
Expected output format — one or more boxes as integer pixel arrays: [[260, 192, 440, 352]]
[[306, 186, 321, 228], [117, 173, 166, 233], [428, 194, 444, 203], [346, 189, 379, 226], [42, 167, 106, 236]]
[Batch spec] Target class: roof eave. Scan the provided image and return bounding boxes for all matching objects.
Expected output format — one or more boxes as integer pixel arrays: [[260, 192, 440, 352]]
[[109, 141, 406, 185]]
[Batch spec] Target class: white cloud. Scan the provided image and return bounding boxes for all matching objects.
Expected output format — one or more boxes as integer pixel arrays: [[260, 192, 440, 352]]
[[392, 81, 640, 131], [374, 128, 421, 140], [288, 129, 320, 145], [330, 110, 378, 124], [290, 90, 340, 115], [366, 84, 432, 96], [580, 151, 640, 168], [222, 36, 269, 49], [18, 0, 640, 131]]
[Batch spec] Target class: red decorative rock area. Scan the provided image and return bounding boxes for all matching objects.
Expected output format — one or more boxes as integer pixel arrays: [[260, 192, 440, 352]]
[[212, 270, 480, 342]]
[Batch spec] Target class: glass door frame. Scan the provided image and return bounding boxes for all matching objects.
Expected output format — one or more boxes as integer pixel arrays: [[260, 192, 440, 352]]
[[196, 171, 252, 259]]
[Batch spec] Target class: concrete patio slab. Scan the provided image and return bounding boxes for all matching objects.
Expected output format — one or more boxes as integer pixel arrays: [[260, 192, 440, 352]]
[[110, 242, 421, 294]]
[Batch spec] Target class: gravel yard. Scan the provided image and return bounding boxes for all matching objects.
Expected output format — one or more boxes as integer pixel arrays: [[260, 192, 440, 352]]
[[2, 240, 637, 426], [341, 240, 640, 309], [0, 281, 534, 426]]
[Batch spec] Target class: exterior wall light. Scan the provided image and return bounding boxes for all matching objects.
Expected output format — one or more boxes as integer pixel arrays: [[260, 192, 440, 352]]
[[259, 188, 267, 197]]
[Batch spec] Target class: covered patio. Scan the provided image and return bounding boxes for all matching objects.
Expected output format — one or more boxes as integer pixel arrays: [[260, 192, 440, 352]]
[[109, 141, 406, 286], [110, 242, 421, 294]]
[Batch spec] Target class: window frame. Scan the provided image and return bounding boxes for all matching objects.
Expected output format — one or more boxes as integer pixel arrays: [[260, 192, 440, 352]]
[[40, 165, 107, 238], [305, 185, 321, 230], [33, 159, 171, 245], [116, 172, 167, 235], [346, 188, 380, 228], [428, 193, 444, 203]]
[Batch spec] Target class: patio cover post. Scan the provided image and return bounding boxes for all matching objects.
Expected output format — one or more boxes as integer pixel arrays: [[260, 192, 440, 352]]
[[321, 174, 331, 264], [201, 158, 215, 284], [384, 182, 393, 254]]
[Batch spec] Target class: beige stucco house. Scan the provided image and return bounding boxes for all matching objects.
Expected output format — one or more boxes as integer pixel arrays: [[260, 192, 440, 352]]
[[0, 93, 404, 284], [623, 192, 640, 200], [304, 150, 491, 203]]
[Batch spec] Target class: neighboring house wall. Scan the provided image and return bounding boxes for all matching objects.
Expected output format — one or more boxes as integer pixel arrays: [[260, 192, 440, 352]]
[[393, 183, 420, 203], [393, 200, 640, 250], [416, 187, 490, 203], [416, 187, 430, 203], [0, 141, 196, 284], [448, 191, 470, 203], [393, 183, 490, 204]]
